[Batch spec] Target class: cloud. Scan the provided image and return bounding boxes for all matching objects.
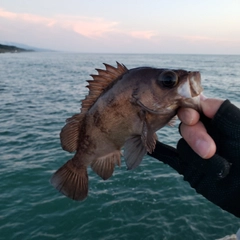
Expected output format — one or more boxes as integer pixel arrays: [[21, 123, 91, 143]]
[[0, 8, 119, 38], [0, 8, 158, 41], [0, 8, 52, 24], [181, 35, 240, 48], [0, 8, 162, 52], [0, 8, 16, 19], [0, 8, 239, 54], [130, 31, 157, 40], [62, 17, 119, 38], [183, 35, 215, 42]]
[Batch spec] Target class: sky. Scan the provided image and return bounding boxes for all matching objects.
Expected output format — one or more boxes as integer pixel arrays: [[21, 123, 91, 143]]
[[0, 0, 240, 54]]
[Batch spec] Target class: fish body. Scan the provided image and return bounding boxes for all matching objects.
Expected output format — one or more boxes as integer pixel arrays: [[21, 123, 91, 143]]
[[51, 63, 203, 200]]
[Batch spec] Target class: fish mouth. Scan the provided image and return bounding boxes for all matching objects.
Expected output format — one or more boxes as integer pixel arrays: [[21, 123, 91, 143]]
[[177, 73, 203, 98], [181, 95, 202, 112], [177, 72, 203, 111]]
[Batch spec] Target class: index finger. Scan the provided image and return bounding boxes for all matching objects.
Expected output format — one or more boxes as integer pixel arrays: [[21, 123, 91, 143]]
[[200, 98, 224, 119]]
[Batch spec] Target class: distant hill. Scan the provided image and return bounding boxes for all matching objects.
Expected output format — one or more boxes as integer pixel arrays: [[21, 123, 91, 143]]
[[0, 44, 33, 53], [1, 42, 55, 52]]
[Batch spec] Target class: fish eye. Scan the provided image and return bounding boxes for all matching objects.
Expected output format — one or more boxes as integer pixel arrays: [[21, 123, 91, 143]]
[[158, 70, 178, 88]]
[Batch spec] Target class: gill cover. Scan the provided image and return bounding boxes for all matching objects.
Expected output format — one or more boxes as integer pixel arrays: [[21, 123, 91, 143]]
[[132, 69, 179, 114]]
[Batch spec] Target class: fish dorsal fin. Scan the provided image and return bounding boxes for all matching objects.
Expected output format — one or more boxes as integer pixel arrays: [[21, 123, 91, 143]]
[[60, 62, 127, 152], [81, 62, 128, 114], [91, 151, 121, 180]]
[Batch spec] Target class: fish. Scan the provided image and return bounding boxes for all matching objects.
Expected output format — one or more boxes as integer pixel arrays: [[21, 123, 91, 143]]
[[51, 62, 203, 201]]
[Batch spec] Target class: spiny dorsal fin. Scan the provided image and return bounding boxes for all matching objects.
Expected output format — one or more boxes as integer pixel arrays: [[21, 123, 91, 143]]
[[60, 62, 127, 152], [81, 62, 128, 114]]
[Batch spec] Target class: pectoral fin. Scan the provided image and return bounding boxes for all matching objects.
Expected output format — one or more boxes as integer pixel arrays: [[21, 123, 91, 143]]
[[60, 113, 84, 152], [91, 151, 121, 180], [167, 115, 177, 127], [141, 121, 157, 154], [124, 136, 147, 170]]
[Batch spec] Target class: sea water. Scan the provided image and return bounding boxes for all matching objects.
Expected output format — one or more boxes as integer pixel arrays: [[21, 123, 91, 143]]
[[0, 52, 240, 240]]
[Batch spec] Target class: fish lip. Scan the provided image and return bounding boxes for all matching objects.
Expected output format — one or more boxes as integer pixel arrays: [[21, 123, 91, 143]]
[[176, 72, 203, 112], [179, 94, 202, 112], [189, 75, 203, 97], [177, 74, 203, 99]]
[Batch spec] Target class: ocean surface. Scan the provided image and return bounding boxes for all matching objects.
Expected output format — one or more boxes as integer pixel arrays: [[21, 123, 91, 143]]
[[0, 52, 240, 240]]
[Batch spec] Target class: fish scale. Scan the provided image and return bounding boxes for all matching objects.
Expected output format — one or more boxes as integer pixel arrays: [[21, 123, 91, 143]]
[[51, 62, 203, 201]]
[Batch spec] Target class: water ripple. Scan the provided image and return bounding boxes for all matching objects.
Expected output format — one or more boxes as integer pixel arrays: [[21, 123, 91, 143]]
[[0, 52, 240, 240]]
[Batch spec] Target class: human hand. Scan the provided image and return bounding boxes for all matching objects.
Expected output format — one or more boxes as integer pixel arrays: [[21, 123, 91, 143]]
[[149, 98, 240, 217], [177, 96, 223, 159]]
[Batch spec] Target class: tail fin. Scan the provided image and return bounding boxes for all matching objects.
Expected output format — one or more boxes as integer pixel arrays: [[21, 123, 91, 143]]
[[50, 159, 88, 201]]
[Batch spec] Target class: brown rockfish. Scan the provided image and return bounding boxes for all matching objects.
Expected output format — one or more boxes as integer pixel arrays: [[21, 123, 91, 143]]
[[51, 62, 202, 201]]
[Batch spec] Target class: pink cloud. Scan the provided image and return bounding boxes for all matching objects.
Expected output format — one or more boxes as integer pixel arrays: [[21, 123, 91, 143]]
[[61, 17, 119, 38], [0, 8, 52, 24], [0, 8, 158, 41], [182, 35, 240, 45], [0, 8, 119, 38], [0, 8, 17, 19], [183, 35, 216, 42], [130, 31, 157, 40], [1, 8, 238, 54]]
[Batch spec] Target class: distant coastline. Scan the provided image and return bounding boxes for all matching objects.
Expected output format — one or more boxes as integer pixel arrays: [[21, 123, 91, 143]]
[[0, 44, 33, 53]]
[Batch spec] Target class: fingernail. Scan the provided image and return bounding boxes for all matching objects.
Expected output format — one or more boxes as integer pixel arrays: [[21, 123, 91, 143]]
[[195, 139, 210, 159], [182, 109, 194, 125]]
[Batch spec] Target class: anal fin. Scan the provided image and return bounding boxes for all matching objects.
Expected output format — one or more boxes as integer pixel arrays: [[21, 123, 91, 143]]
[[124, 135, 147, 170], [50, 159, 88, 201], [91, 151, 121, 180]]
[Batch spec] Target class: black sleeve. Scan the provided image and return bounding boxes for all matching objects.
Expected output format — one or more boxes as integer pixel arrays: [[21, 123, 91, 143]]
[[149, 100, 240, 218]]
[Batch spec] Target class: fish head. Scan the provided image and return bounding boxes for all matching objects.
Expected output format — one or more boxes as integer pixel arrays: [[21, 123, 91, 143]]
[[158, 69, 203, 111], [132, 68, 203, 114]]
